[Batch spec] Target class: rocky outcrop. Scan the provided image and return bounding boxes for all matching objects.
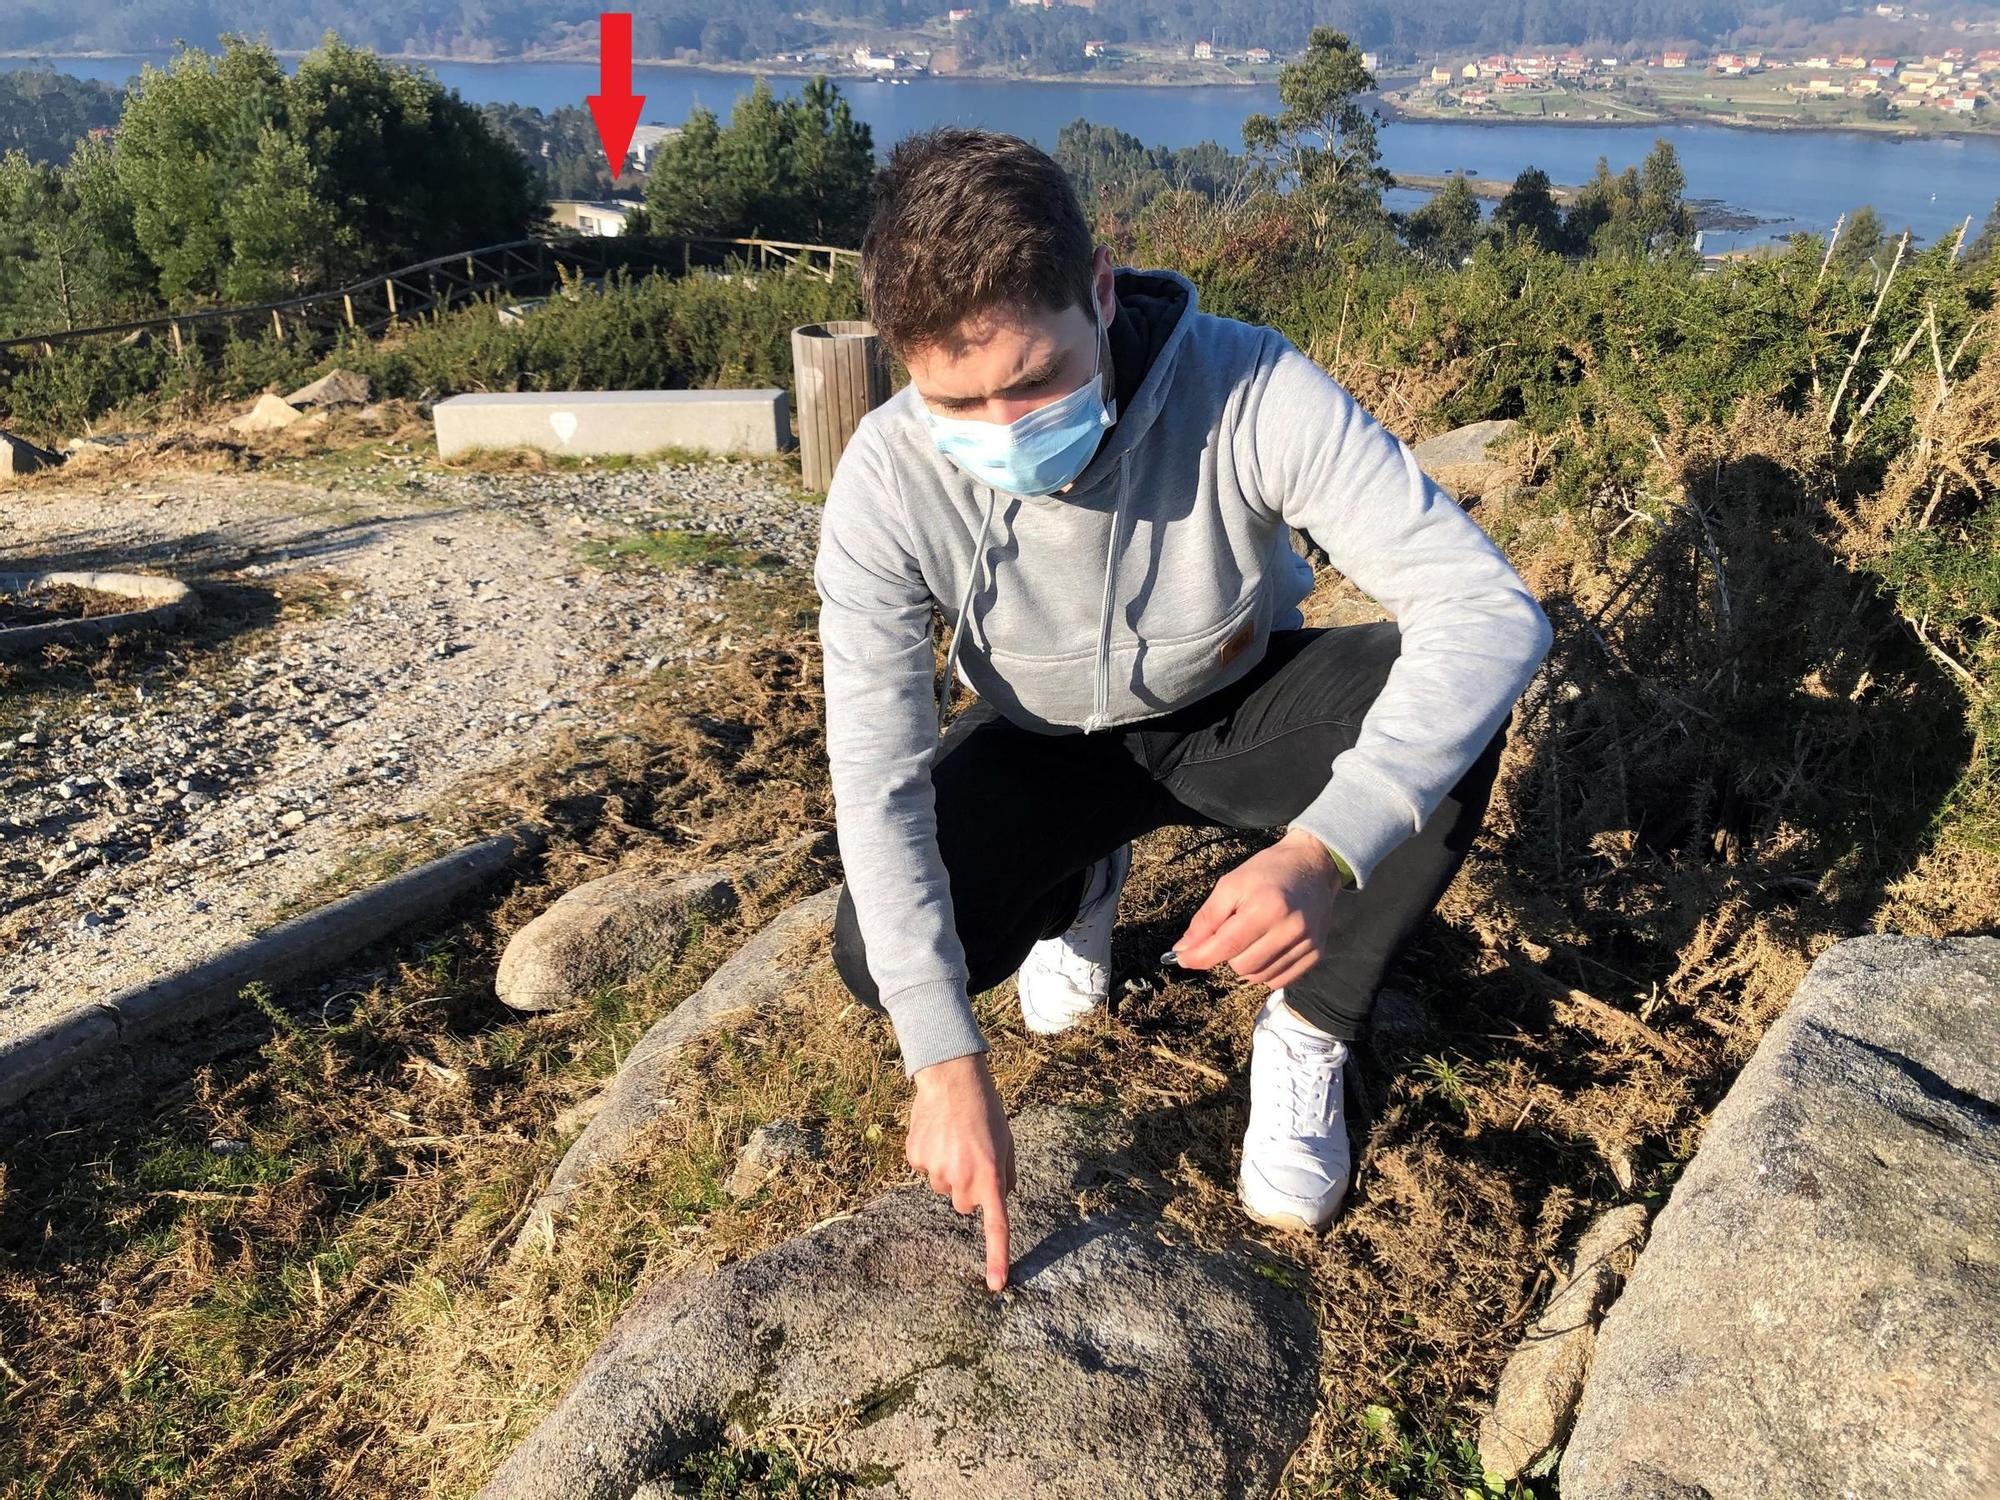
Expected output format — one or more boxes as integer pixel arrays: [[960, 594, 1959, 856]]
[[1411, 418, 1519, 502], [512, 885, 841, 1258], [285, 367, 372, 410], [1476, 1203, 1649, 1482], [478, 1106, 1321, 1500], [1561, 935, 2000, 1500], [495, 866, 739, 1013]]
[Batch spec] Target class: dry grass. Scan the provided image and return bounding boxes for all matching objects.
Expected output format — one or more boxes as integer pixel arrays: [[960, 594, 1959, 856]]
[[2, 391, 1992, 1499]]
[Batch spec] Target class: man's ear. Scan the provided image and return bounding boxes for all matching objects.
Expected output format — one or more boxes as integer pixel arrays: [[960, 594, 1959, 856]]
[[1092, 245, 1116, 324]]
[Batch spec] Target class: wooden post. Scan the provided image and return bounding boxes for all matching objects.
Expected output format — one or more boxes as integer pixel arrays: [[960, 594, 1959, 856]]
[[791, 320, 891, 492], [343, 293, 356, 328], [385, 279, 398, 323], [169, 321, 184, 358], [272, 309, 284, 340]]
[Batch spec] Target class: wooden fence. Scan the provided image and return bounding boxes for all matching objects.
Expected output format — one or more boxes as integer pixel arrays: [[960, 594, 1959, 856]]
[[0, 233, 860, 363]]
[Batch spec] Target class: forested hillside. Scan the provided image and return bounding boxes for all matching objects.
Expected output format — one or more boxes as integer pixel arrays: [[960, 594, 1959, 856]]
[[0, 71, 121, 164], [0, 0, 1908, 64]]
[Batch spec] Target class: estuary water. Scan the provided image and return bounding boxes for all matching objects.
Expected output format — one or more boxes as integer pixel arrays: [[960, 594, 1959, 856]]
[[23, 54, 2000, 252]]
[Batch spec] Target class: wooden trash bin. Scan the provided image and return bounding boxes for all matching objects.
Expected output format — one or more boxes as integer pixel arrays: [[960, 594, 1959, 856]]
[[791, 320, 892, 491]]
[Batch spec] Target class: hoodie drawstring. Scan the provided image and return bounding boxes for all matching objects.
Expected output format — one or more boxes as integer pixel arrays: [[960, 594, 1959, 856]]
[[937, 485, 999, 733], [1083, 451, 1131, 734], [938, 452, 1129, 737]]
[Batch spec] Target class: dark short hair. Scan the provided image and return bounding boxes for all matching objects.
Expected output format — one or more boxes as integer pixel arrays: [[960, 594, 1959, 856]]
[[860, 127, 1096, 358]]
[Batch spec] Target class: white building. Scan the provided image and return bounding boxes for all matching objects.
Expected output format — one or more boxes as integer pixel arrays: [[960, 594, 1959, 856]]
[[629, 124, 681, 169], [548, 199, 634, 236]]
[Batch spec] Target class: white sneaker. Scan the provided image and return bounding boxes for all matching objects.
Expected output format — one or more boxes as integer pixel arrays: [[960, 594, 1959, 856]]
[[1237, 990, 1353, 1232], [1017, 842, 1131, 1034]]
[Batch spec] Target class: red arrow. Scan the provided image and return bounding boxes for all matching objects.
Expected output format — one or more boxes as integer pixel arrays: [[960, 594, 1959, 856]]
[[587, 12, 645, 182]]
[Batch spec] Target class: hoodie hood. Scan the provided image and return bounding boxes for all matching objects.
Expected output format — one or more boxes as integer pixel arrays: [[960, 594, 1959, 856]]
[[1053, 266, 1197, 503]]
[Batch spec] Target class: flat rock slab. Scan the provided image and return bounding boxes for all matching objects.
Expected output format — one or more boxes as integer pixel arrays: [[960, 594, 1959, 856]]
[[479, 1107, 1320, 1500], [1562, 934, 2000, 1500]]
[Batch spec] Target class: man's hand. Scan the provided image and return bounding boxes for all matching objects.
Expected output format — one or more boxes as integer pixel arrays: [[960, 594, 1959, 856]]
[[1172, 828, 1344, 989], [907, 1052, 1017, 1291]]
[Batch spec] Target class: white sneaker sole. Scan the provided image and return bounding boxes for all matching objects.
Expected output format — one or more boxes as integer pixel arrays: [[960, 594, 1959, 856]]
[[1235, 1169, 1343, 1233], [1016, 847, 1129, 1034], [1016, 956, 1104, 1034]]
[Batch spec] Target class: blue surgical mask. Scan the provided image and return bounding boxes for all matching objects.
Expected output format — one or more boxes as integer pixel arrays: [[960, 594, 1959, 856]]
[[923, 310, 1115, 497]]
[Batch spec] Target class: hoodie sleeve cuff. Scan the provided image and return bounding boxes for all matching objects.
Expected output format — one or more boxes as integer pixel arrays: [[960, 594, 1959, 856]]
[[1286, 760, 1423, 891], [880, 977, 991, 1078]]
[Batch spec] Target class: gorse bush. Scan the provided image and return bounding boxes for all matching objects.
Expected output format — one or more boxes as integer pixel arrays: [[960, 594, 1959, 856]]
[[1120, 186, 1997, 952], [329, 263, 863, 401], [0, 260, 863, 436]]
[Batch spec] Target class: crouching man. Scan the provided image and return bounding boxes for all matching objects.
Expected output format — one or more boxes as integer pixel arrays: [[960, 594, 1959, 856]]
[[814, 127, 1553, 1292]]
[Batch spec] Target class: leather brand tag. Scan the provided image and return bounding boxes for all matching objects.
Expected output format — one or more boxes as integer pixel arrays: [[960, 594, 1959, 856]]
[[1218, 617, 1256, 668]]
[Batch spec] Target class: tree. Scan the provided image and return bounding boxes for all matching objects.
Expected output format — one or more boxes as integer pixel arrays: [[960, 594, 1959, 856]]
[[0, 138, 142, 335], [1055, 118, 1250, 225], [725, 77, 796, 237], [1403, 175, 1483, 267], [1241, 28, 1393, 249], [111, 37, 287, 303], [1492, 166, 1565, 253], [1558, 142, 1692, 261], [1830, 203, 1885, 279], [643, 105, 740, 238], [640, 76, 875, 246], [1633, 139, 1694, 257], [106, 34, 543, 309], [782, 75, 876, 246], [221, 123, 343, 302], [0, 70, 124, 164], [282, 33, 545, 275]]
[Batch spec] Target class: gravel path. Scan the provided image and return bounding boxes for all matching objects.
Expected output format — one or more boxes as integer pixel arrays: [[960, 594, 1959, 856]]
[[0, 457, 822, 1045]]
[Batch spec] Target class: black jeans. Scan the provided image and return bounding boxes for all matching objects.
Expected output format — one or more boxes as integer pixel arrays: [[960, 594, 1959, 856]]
[[832, 622, 1508, 1041]]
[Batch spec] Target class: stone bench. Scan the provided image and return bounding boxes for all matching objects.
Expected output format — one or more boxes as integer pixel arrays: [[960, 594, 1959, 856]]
[[432, 389, 791, 460]]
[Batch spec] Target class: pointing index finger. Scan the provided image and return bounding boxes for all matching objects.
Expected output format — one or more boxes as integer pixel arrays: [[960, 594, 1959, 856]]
[[982, 1181, 1011, 1292]]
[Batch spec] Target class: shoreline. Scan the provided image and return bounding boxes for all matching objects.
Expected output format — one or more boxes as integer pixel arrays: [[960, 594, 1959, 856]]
[[0, 47, 1271, 90], [1374, 95, 1996, 146], [7, 50, 1995, 142]]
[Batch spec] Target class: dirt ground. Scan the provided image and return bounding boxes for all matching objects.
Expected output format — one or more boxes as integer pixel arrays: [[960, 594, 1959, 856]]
[[0, 434, 821, 1047], [0, 409, 1987, 1499]]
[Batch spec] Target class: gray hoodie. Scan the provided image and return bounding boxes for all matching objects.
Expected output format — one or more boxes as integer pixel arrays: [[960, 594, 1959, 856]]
[[814, 266, 1553, 1076]]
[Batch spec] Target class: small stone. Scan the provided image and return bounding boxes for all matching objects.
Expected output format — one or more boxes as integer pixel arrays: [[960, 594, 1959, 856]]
[[1477, 1203, 1649, 1482], [496, 866, 739, 1014], [228, 393, 305, 434], [0, 429, 63, 478], [284, 368, 371, 410], [724, 1117, 824, 1200]]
